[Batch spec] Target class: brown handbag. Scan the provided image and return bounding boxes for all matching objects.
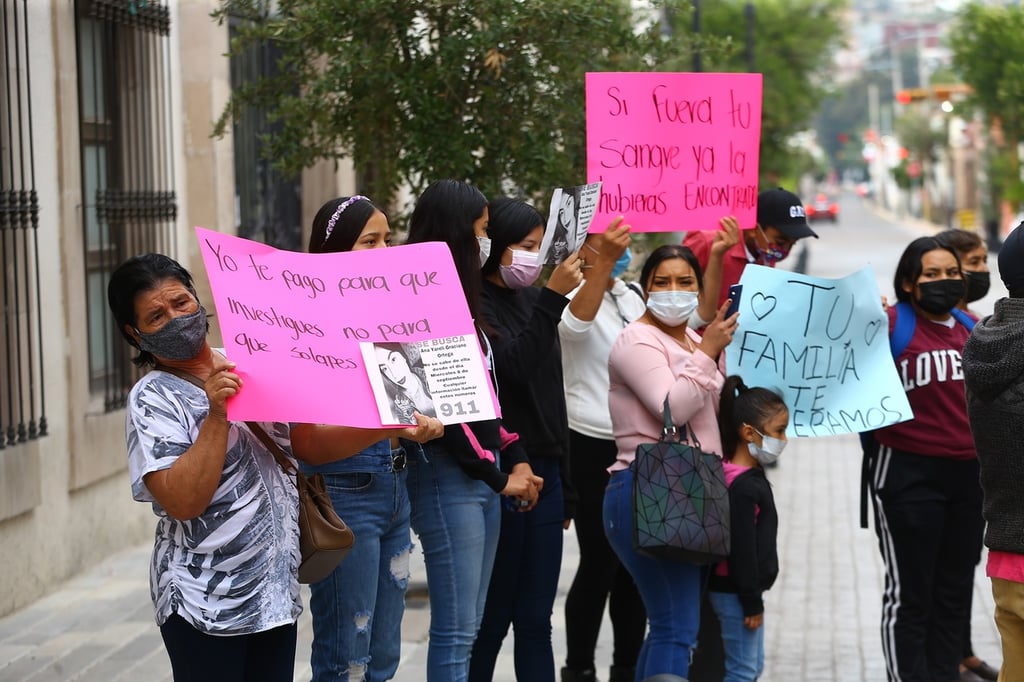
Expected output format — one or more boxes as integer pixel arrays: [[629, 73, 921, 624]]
[[155, 365, 355, 583], [246, 422, 355, 584]]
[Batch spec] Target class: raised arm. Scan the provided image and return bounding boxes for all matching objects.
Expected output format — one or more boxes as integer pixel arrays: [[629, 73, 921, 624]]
[[564, 218, 631, 332], [694, 216, 740, 326], [141, 356, 239, 520], [291, 413, 443, 465]]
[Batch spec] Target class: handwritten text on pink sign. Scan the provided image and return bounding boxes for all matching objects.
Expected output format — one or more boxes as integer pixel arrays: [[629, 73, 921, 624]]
[[586, 72, 763, 232], [195, 227, 495, 426]]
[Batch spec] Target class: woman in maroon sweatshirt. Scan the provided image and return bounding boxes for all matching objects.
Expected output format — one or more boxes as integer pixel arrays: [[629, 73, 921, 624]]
[[869, 236, 984, 682]]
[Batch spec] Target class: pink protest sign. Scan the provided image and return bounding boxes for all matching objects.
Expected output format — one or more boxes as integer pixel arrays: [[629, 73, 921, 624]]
[[195, 227, 497, 426], [586, 72, 763, 232]]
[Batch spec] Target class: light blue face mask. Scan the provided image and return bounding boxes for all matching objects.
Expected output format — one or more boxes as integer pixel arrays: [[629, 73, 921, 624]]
[[611, 248, 632, 279]]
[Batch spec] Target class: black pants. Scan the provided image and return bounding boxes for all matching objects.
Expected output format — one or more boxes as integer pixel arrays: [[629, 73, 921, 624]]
[[470, 457, 565, 682], [564, 429, 646, 671], [160, 613, 297, 682], [870, 448, 984, 682]]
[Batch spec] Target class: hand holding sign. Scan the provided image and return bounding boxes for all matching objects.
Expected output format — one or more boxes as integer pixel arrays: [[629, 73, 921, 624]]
[[397, 412, 445, 443], [601, 216, 632, 257], [711, 216, 741, 258], [206, 354, 241, 420], [546, 252, 585, 296]]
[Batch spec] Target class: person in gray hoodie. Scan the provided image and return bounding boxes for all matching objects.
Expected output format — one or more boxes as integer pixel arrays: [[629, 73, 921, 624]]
[[962, 221, 1024, 682]]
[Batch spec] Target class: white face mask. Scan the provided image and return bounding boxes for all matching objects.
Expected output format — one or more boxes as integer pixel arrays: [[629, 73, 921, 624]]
[[646, 290, 699, 327], [478, 237, 492, 267], [747, 429, 787, 466]]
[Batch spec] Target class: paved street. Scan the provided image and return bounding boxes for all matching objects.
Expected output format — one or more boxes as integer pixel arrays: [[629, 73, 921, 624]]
[[0, 194, 1005, 681]]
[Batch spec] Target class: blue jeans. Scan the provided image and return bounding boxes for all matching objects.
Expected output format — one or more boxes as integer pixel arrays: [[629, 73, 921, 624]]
[[306, 444, 412, 682], [407, 442, 501, 682], [708, 591, 764, 682], [470, 457, 565, 682], [604, 468, 703, 679]]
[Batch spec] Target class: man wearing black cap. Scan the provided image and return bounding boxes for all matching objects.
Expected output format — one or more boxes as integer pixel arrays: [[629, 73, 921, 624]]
[[683, 187, 818, 308], [962, 222, 1024, 682]]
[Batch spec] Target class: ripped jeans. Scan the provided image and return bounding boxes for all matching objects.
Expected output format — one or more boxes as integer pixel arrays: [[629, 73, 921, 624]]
[[305, 444, 412, 682], [407, 442, 501, 682]]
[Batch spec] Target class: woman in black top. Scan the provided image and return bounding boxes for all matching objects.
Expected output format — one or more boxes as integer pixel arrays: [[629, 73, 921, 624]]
[[468, 198, 583, 682]]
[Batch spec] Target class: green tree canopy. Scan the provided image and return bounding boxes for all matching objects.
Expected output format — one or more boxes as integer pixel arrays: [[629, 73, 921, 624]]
[[215, 0, 708, 208], [949, 3, 1024, 205], [699, 0, 847, 184], [215, 0, 847, 210]]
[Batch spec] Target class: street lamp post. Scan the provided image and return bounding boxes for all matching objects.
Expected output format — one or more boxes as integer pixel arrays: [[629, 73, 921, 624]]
[[745, 2, 755, 72], [693, 0, 702, 72]]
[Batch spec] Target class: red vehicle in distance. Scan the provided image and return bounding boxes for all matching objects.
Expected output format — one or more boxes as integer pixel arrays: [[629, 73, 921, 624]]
[[805, 193, 839, 223]]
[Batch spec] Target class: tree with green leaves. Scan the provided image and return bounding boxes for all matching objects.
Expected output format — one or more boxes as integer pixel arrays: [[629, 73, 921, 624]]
[[698, 0, 847, 185], [949, 3, 1024, 209], [214, 0, 709, 210], [215, 1, 848, 212]]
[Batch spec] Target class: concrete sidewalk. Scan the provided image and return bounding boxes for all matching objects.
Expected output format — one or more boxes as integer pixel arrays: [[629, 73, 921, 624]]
[[0, 432, 1001, 681]]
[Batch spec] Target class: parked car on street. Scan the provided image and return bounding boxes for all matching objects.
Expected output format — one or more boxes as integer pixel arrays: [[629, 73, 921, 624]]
[[806, 193, 839, 222]]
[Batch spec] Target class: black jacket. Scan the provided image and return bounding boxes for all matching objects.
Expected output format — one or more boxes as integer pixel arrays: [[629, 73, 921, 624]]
[[708, 466, 778, 616], [481, 281, 577, 519], [962, 297, 1024, 554]]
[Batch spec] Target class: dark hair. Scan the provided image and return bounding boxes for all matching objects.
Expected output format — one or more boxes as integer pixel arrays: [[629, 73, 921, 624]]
[[934, 228, 984, 259], [718, 375, 788, 460], [639, 244, 704, 295], [892, 236, 962, 303], [406, 179, 489, 323], [309, 196, 380, 254], [481, 198, 544, 277], [106, 253, 199, 367]]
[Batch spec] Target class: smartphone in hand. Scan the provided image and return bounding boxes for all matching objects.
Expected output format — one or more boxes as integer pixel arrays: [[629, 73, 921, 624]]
[[725, 284, 743, 317]]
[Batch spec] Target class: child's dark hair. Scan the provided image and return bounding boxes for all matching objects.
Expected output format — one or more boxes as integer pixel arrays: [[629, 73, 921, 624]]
[[718, 375, 787, 459]]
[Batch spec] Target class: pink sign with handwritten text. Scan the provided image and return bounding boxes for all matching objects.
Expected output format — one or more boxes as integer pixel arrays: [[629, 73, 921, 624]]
[[195, 227, 497, 426], [586, 72, 763, 232]]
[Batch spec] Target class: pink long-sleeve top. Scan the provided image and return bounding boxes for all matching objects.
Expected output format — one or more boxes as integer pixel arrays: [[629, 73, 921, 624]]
[[608, 321, 725, 472]]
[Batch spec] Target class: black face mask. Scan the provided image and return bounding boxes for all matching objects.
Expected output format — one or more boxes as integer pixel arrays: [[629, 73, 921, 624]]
[[916, 279, 966, 315], [964, 271, 991, 303]]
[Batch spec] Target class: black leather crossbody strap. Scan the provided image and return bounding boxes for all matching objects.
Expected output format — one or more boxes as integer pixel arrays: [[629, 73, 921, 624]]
[[153, 363, 295, 476]]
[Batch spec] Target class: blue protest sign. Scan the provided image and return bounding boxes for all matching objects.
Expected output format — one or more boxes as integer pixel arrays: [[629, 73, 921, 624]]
[[724, 264, 913, 438]]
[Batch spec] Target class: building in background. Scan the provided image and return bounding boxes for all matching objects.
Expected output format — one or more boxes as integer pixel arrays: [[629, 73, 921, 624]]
[[0, 0, 352, 618]]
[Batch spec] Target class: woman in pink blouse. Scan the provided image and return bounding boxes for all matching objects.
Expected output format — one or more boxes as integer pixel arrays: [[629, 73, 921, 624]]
[[603, 244, 738, 680]]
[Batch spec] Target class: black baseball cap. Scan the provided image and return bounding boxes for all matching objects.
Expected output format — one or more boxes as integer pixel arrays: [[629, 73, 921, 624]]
[[756, 188, 818, 239]]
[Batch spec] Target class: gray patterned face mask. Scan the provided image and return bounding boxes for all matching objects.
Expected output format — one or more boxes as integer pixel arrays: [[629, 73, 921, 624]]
[[135, 306, 208, 360]]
